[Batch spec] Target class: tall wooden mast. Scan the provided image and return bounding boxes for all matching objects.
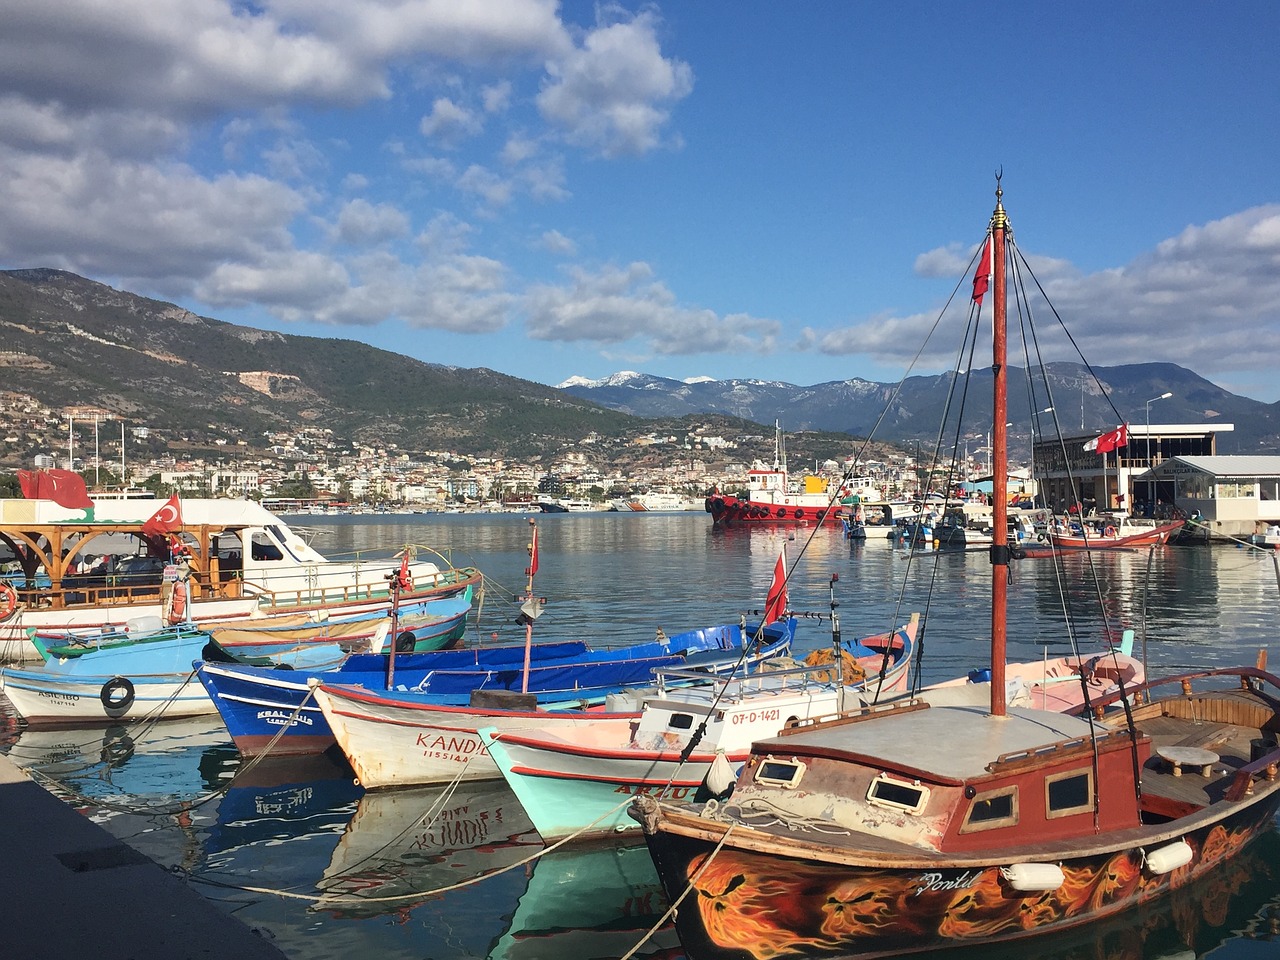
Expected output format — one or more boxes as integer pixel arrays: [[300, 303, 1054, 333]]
[[989, 181, 1011, 718]]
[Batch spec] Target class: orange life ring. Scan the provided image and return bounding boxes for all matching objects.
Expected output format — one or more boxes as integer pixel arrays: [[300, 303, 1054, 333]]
[[0, 582, 18, 621], [167, 580, 187, 624], [1103, 525, 1118, 538]]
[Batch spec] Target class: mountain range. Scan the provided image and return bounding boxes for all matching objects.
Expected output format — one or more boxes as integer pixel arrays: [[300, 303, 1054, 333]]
[[559, 366, 1280, 454], [1, 268, 1276, 466]]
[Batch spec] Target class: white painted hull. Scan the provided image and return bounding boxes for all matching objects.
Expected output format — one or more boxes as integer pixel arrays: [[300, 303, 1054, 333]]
[[0, 670, 214, 724], [483, 682, 849, 843], [313, 684, 636, 788]]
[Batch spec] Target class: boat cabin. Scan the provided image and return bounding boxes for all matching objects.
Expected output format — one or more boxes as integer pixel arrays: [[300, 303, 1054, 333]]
[[1, 497, 388, 611], [731, 700, 1151, 854]]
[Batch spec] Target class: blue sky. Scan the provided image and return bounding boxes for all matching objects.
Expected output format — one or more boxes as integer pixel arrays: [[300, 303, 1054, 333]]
[[3, 2, 1279, 400]]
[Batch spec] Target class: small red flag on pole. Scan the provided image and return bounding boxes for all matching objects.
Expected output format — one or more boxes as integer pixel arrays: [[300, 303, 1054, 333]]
[[763, 548, 789, 623], [972, 236, 992, 305]]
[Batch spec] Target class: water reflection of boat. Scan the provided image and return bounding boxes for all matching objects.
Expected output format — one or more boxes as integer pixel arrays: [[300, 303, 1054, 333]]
[[0, 716, 235, 801], [314, 779, 541, 919], [204, 751, 363, 859], [490, 840, 681, 960]]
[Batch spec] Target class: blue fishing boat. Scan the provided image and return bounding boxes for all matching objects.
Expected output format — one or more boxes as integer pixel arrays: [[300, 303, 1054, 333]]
[[196, 619, 794, 758], [311, 617, 797, 788]]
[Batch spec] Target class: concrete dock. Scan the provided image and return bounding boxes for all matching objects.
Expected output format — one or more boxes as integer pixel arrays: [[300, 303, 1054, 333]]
[[0, 753, 290, 960]]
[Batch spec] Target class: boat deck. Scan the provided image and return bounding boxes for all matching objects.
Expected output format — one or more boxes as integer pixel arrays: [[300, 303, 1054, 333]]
[[1124, 687, 1280, 816]]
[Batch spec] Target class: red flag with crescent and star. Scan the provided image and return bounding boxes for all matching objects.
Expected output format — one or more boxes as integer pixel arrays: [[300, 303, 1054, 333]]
[[1084, 424, 1130, 454], [972, 236, 992, 306], [142, 494, 183, 538], [763, 548, 788, 623], [17, 469, 94, 509]]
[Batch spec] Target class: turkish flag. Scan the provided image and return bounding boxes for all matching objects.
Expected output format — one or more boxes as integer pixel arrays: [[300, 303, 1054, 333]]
[[972, 237, 992, 305], [1094, 424, 1130, 454], [763, 548, 789, 623], [17, 469, 94, 509], [142, 494, 183, 538]]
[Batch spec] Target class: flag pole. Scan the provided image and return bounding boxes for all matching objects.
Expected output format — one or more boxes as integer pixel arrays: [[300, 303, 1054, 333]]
[[385, 546, 410, 690], [521, 518, 538, 694]]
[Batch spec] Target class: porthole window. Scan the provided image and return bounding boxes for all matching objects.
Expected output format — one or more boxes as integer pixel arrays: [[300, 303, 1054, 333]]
[[866, 774, 929, 815], [755, 756, 806, 789]]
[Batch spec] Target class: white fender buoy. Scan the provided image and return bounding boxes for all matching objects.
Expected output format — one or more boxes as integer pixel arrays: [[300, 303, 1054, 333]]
[[703, 750, 736, 797], [1144, 840, 1193, 875], [1000, 862, 1065, 891]]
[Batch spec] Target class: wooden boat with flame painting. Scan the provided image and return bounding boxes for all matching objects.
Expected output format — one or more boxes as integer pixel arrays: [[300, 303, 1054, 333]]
[[631, 184, 1280, 960]]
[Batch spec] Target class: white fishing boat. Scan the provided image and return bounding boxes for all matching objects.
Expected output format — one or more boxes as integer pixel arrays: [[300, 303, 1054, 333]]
[[479, 613, 918, 844], [0, 492, 479, 661]]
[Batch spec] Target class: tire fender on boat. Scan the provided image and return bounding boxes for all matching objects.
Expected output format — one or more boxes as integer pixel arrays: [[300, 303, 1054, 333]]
[[100, 676, 135, 714]]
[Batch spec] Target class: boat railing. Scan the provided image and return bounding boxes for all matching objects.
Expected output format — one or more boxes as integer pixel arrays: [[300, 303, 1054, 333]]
[[242, 566, 478, 611], [775, 696, 931, 737], [989, 728, 1138, 774], [652, 661, 841, 698], [25, 576, 172, 610], [1087, 664, 1280, 717], [1084, 665, 1280, 800]]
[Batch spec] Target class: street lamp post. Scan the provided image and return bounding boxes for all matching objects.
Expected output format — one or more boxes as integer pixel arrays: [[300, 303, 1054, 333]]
[[1145, 391, 1173, 512]]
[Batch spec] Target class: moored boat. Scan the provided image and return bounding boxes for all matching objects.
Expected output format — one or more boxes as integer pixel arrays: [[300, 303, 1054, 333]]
[[313, 617, 798, 787], [923, 631, 1146, 715], [0, 492, 480, 661], [195, 631, 668, 758], [479, 613, 919, 845], [705, 423, 878, 527], [0, 622, 349, 725], [630, 183, 1280, 960], [1044, 514, 1185, 549]]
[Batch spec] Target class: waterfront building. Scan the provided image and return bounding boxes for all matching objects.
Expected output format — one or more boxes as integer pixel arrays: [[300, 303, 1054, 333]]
[[1151, 455, 1280, 540], [1033, 422, 1232, 515]]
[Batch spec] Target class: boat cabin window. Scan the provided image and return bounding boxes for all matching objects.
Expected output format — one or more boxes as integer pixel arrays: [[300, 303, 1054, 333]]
[[754, 756, 806, 789], [249, 532, 284, 561], [1045, 769, 1094, 818], [866, 774, 929, 815], [960, 786, 1019, 832], [667, 713, 694, 731]]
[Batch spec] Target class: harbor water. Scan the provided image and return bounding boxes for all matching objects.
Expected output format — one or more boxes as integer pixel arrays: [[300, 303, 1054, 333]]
[[2, 512, 1279, 960]]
